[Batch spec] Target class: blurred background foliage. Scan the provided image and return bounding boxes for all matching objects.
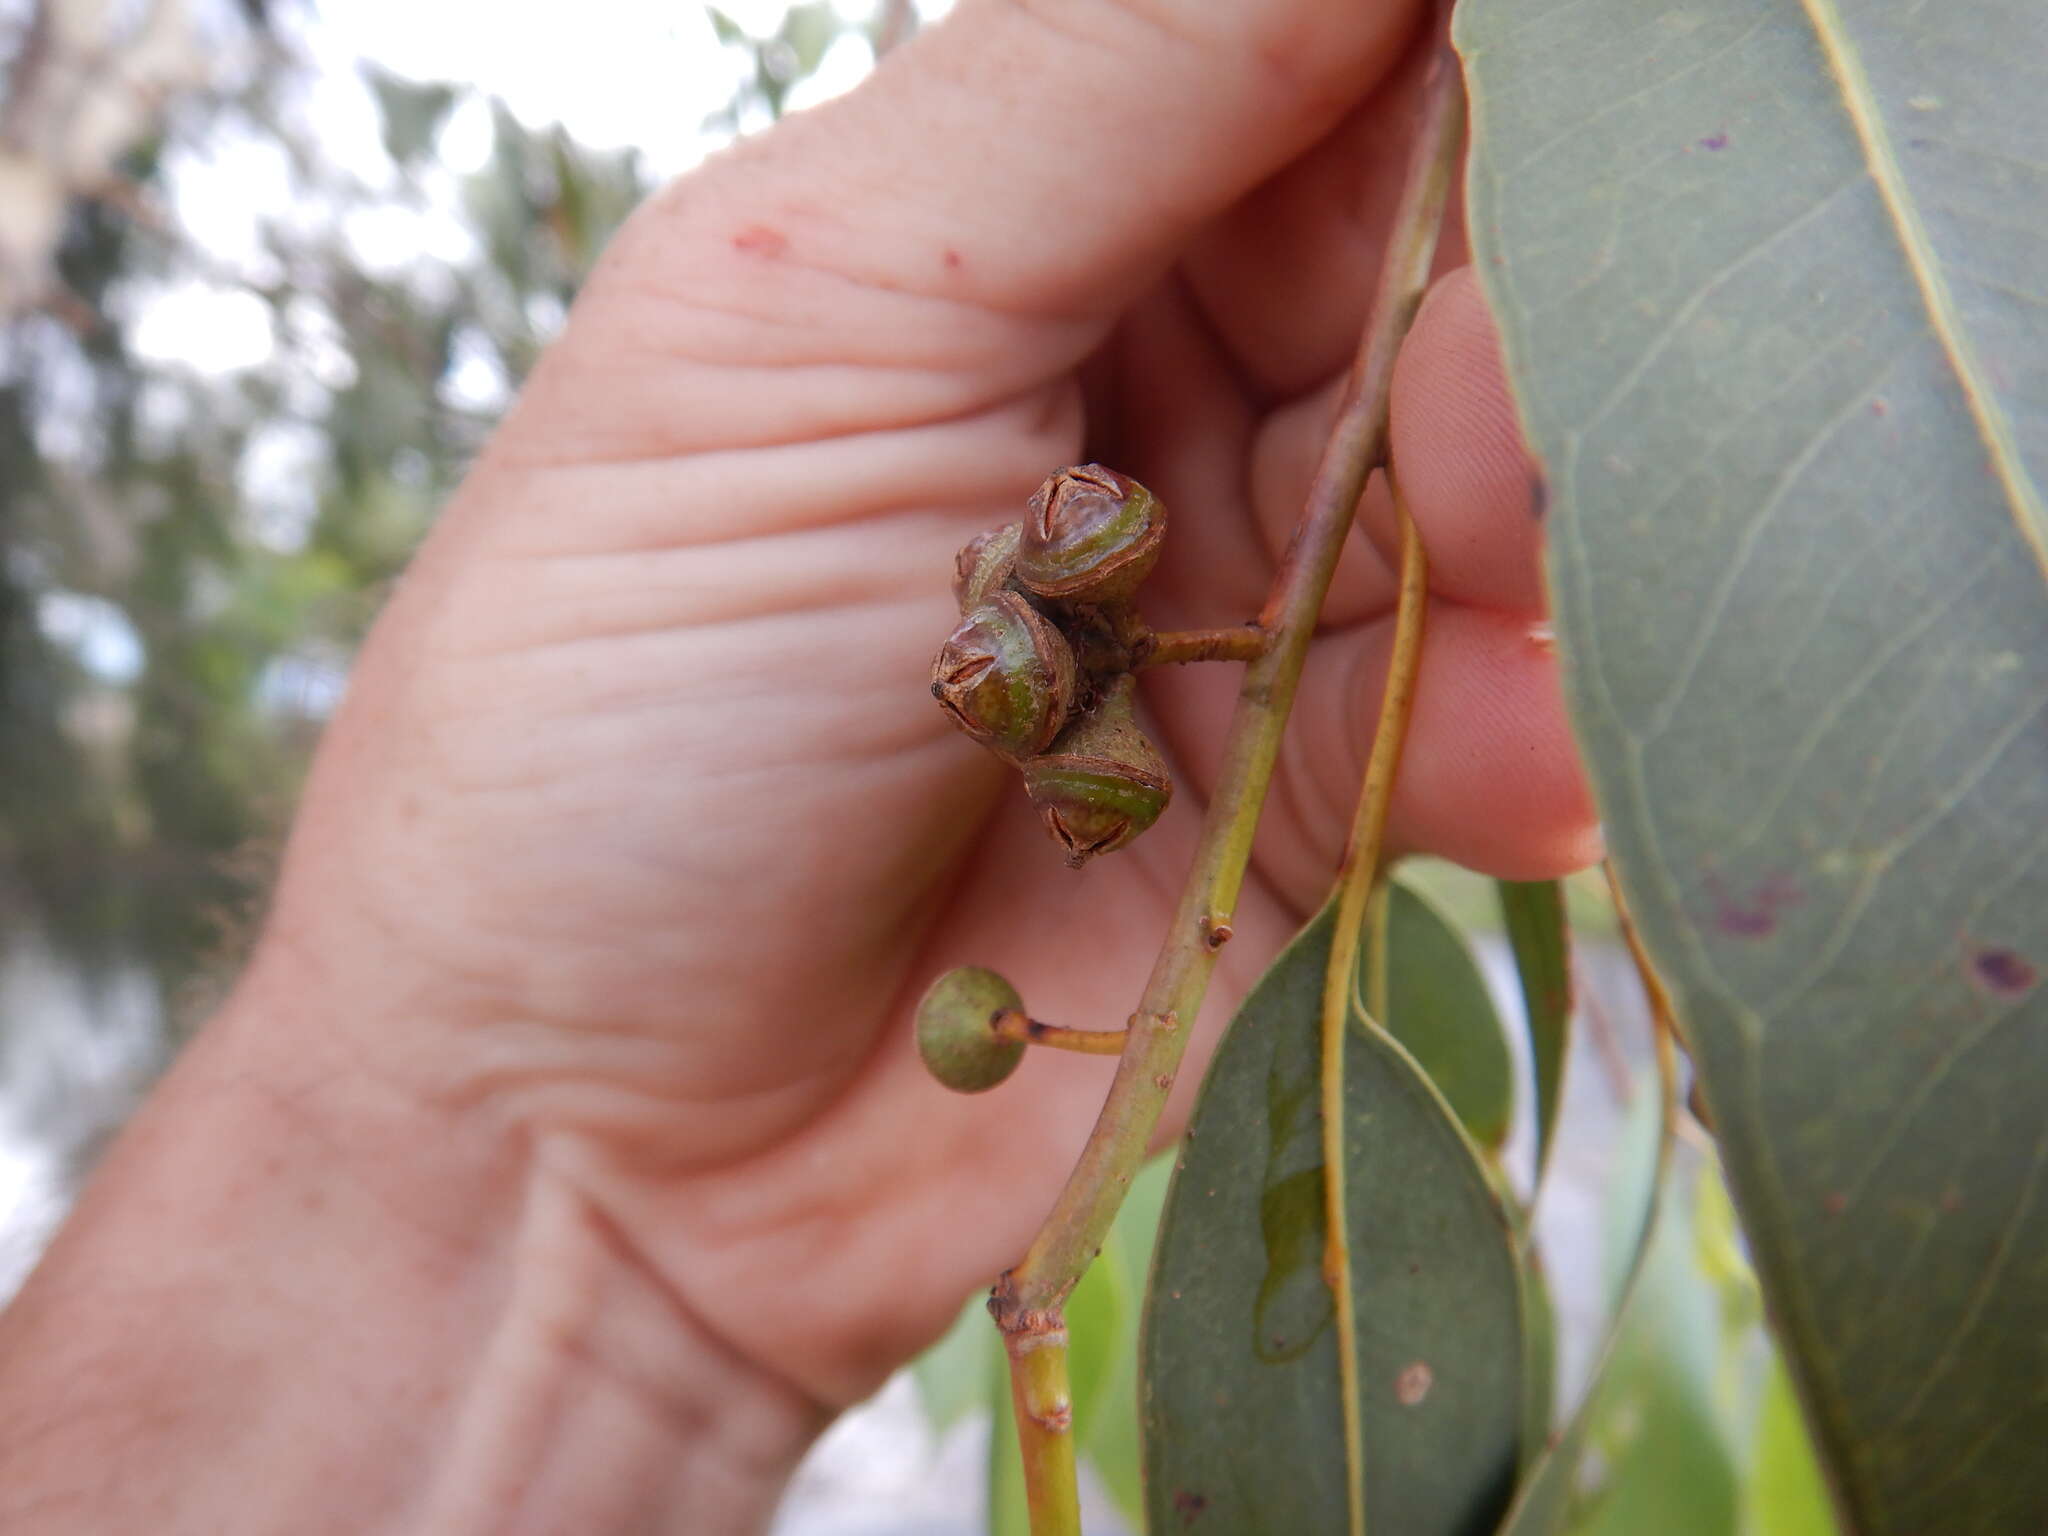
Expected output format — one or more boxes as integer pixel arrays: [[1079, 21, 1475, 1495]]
[[0, 0, 910, 1190], [0, 4, 1831, 1531]]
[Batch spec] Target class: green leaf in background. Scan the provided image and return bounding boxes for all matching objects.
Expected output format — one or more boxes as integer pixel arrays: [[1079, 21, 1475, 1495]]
[[1748, 1353, 1840, 1536], [1563, 1158, 1743, 1536], [911, 1290, 995, 1438], [1084, 1156, 1173, 1526], [364, 65, 456, 167], [1499, 1063, 1673, 1535], [1370, 879, 1517, 1152], [1457, 2, 2048, 1528], [1140, 905, 1524, 1535], [1498, 878, 1573, 1189]]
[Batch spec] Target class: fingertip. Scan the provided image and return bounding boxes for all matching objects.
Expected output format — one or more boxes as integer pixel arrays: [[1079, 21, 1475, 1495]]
[[1384, 605, 1601, 879], [1376, 266, 1547, 617], [1268, 602, 1600, 909]]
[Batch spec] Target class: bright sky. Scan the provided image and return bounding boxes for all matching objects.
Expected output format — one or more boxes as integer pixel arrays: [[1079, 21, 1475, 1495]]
[[126, 0, 942, 375]]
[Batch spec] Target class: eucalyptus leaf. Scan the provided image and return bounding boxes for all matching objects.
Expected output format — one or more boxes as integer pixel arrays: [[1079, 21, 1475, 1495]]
[[1371, 879, 1517, 1152], [1458, 2, 2048, 1528], [1140, 905, 1524, 1535], [1499, 878, 1573, 1188]]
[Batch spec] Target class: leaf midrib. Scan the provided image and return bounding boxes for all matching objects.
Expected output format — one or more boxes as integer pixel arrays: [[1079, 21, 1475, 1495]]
[[1795, 0, 2048, 579]]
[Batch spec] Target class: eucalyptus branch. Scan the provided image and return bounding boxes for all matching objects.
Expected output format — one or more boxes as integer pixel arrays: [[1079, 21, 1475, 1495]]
[[996, 45, 1465, 1324], [986, 51, 1467, 1530], [1004, 1326, 1081, 1536]]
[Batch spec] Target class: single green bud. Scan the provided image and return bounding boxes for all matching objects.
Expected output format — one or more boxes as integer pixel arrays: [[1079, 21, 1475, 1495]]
[[1023, 677, 1172, 868], [932, 591, 1078, 761], [952, 521, 1022, 612], [916, 966, 1027, 1093], [1015, 464, 1167, 605]]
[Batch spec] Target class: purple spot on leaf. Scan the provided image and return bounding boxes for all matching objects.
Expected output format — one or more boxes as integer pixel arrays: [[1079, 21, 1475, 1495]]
[[1972, 947, 2036, 996], [1699, 131, 1729, 151], [1709, 873, 1802, 939]]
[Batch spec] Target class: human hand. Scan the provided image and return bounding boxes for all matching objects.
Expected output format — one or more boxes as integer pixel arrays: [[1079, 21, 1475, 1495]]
[[0, 2, 1597, 1529], [277, 0, 1597, 1413]]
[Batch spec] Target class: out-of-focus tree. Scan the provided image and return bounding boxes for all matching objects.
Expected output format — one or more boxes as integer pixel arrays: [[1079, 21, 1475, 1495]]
[[0, 0, 883, 1109]]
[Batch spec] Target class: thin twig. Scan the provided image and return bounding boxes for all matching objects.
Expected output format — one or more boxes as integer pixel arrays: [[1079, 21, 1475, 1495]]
[[1318, 483, 1429, 1536], [991, 1011, 1129, 1056], [988, 51, 1467, 1532], [1133, 624, 1272, 668]]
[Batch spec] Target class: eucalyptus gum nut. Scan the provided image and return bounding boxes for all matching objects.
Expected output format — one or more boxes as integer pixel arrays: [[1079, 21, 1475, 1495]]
[[951, 521, 1022, 613], [1023, 678, 1173, 868], [915, 966, 1028, 1094], [1016, 464, 1167, 605], [930, 591, 1077, 762]]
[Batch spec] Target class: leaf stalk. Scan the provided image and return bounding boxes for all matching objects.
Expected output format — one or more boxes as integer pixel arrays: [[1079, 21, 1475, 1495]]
[[1318, 484, 1430, 1536]]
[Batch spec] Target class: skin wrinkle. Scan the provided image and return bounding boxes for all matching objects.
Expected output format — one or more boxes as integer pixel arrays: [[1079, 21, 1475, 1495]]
[[547, 1151, 827, 1429], [472, 400, 1078, 555]]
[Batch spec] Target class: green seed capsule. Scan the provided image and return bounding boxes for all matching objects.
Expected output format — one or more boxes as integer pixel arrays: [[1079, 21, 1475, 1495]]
[[916, 966, 1028, 1093], [952, 521, 1023, 613], [1015, 464, 1167, 606], [1023, 677, 1172, 868], [932, 592, 1078, 761]]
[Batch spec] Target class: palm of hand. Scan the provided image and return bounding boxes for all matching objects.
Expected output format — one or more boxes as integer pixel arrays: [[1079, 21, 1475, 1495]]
[[270, 11, 1591, 1408]]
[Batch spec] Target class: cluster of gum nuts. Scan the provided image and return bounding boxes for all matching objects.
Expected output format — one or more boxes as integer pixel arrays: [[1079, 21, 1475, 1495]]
[[931, 463, 1174, 868], [919, 464, 1174, 1093]]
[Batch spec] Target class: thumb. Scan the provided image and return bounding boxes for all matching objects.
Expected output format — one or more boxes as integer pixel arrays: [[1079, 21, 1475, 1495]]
[[499, 0, 1427, 468]]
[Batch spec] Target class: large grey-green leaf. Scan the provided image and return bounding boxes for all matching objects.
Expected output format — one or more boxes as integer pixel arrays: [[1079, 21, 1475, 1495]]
[[1140, 906, 1524, 1534], [1457, 3, 2048, 1530]]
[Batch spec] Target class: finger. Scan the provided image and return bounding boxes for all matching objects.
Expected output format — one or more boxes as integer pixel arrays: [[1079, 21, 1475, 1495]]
[[1239, 604, 1600, 914], [1245, 266, 1546, 621], [507, 0, 1426, 467], [1248, 384, 1400, 627], [1369, 266, 1546, 615], [1179, 19, 1457, 401]]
